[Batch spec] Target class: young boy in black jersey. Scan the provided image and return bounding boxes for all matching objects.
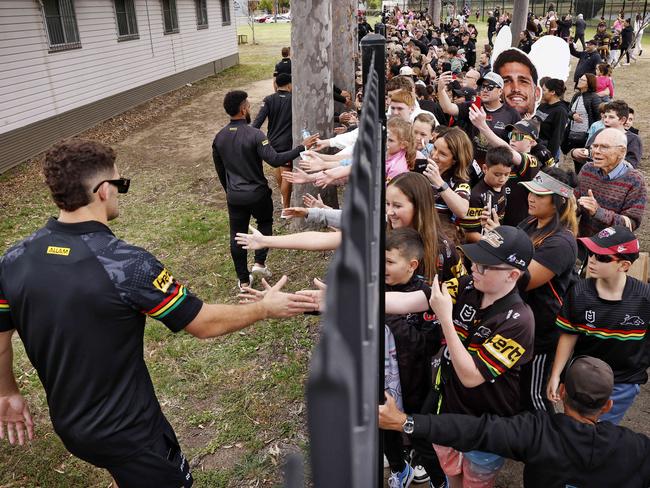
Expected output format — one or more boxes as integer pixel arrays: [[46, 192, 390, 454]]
[[384, 228, 442, 487], [547, 226, 650, 424], [460, 146, 513, 243]]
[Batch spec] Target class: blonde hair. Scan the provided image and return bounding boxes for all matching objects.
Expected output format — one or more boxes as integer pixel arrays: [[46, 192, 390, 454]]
[[387, 117, 417, 169]]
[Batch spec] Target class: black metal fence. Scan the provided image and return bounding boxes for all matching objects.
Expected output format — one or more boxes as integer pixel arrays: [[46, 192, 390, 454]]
[[283, 34, 387, 487]]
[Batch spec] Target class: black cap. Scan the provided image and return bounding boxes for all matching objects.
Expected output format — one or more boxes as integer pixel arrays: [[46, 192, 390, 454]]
[[586, 38, 598, 45], [459, 226, 534, 271], [564, 356, 614, 410], [453, 87, 477, 99], [578, 225, 640, 256], [276, 73, 292, 87], [505, 119, 540, 140], [448, 80, 462, 92]]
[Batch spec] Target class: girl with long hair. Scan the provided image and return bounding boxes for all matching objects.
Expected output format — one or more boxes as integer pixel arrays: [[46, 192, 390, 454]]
[[387, 172, 465, 283]]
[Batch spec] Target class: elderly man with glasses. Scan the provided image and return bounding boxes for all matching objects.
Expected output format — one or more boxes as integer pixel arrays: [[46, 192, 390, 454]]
[[575, 127, 647, 237]]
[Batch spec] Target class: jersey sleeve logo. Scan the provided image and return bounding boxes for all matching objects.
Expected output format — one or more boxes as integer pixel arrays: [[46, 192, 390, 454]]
[[483, 334, 525, 369], [0, 300, 9, 313], [153, 269, 174, 293], [46, 246, 70, 256], [262, 139, 269, 146]]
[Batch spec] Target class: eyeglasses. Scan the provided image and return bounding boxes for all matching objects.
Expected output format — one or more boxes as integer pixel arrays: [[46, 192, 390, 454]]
[[92, 178, 131, 194], [479, 84, 498, 92], [590, 143, 625, 152], [588, 252, 620, 263], [474, 263, 513, 274], [510, 132, 534, 142]]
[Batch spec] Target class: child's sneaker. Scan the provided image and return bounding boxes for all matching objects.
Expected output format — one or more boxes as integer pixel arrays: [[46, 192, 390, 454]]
[[387, 463, 414, 488]]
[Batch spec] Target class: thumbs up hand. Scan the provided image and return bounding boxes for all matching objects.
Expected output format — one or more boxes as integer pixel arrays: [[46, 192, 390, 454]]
[[578, 188, 599, 216]]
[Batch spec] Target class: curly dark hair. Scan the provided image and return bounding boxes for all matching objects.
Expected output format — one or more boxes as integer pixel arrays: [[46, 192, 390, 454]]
[[43, 139, 116, 211]]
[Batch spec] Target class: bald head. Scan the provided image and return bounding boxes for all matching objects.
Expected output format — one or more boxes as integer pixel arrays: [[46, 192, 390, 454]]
[[592, 128, 627, 173], [464, 69, 481, 89]]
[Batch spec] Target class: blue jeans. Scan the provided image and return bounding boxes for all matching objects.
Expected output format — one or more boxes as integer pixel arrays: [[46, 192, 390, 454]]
[[599, 383, 641, 425]]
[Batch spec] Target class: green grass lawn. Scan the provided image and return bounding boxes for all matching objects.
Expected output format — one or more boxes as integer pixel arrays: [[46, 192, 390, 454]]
[[0, 21, 326, 488]]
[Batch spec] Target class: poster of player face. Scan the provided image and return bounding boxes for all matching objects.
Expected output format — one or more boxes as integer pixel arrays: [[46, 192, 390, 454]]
[[490, 29, 570, 116]]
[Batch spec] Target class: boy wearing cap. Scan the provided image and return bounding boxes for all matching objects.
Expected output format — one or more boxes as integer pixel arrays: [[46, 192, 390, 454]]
[[438, 71, 521, 168], [468, 111, 554, 227], [380, 356, 650, 487], [386, 226, 535, 487], [548, 226, 650, 424]]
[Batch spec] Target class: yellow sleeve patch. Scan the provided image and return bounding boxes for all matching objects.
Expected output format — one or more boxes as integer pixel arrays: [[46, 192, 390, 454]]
[[444, 278, 460, 303], [483, 334, 526, 369], [46, 246, 70, 256], [262, 139, 269, 146], [153, 269, 174, 293]]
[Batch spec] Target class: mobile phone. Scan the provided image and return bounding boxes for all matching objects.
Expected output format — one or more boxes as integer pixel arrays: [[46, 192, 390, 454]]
[[472, 96, 482, 110], [442, 61, 452, 72], [486, 193, 492, 212]]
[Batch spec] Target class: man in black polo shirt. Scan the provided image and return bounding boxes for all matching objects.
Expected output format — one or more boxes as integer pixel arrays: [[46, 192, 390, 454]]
[[252, 73, 294, 209], [0, 140, 314, 487], [212, 90, 317, 289]]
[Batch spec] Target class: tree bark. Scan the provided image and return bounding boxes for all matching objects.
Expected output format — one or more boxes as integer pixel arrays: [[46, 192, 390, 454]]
[[430, 0, 442, 26], [332, 0, 357, 97], [291, 0, 337, 212], [510, 0, 530, 47]]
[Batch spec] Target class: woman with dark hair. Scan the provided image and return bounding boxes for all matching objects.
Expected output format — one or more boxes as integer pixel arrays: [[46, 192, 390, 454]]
[[484, 166, 579, 412], [563, 73, 601, 170], [535, 78, 569, 162], [422, 127, 473, 244]]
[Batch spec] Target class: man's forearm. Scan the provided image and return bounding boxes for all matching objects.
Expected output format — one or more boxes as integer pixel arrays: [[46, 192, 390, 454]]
[[185, 302, 268, 339], [0, 332, 18, 395]]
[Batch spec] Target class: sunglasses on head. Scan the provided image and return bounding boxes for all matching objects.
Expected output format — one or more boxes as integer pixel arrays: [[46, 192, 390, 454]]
[[92, 178, 131, 194], [588, 252, 619, 263], [510, 132, 533, 142]]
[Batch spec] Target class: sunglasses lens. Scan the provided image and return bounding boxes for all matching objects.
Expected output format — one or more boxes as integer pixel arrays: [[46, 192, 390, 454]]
[[590, 253, 614, 263], [117, 179, 130, 194]]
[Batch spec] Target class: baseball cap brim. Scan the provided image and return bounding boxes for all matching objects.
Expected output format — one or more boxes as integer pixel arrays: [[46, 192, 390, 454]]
[[518, 180, 554, 195], [458, 242, 508, 267], [577, 236, 640, 255]]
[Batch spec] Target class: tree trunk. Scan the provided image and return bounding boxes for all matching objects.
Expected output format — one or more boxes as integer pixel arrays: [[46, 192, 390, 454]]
[[291, 0, 337, 212], [332, 0, 357, 97], [430, 0, 442, 26], [510, 0, 530, 47]]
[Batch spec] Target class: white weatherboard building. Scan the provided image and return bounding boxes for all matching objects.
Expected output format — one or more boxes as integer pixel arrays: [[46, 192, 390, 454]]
[[0, 0, 239, 173]]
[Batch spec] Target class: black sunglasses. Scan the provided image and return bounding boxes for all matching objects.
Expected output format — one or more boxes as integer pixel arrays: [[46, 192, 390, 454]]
[[92, 178, 131, 194], [588, 252, 619, 263]]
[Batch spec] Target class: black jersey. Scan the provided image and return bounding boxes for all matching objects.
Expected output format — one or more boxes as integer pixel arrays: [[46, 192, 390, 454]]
[[458, 178, 506, 234], [502, 152, 540, 227], [427, 276, 534, 417], [0, 219, 203, 465], [556, 277, 650, 384], [518, 219, 578, 353]]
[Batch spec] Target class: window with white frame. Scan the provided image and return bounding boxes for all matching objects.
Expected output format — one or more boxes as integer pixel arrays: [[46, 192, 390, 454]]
[[220, 0, 231, 26], [42, 0, 81, 52], [162, 0, 179, 34], [114, 0, 139, 40], [196, 0, 208, 29]]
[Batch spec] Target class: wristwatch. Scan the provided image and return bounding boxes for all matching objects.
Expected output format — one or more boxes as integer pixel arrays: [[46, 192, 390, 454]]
[[436, 181, 450, 192], [402, 415, 415, 434]]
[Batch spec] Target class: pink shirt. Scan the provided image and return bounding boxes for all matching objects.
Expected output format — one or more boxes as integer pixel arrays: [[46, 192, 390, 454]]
[[596, 76, 614, 97], [385, 150, 409, 182]]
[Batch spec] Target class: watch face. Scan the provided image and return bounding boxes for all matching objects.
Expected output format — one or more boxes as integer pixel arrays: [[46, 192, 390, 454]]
[[403, 416, 415, 434]]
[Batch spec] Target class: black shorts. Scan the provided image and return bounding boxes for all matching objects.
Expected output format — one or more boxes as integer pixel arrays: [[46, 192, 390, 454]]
[[105, 420, 192, 488]]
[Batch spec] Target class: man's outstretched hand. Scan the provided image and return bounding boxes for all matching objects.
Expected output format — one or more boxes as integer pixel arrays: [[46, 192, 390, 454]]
[[256, 276, 318, 318], [0, 393, 34, 446]]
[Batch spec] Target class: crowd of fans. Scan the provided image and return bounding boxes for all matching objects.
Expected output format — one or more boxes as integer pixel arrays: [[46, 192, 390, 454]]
[[217, 5, 650, 488]]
